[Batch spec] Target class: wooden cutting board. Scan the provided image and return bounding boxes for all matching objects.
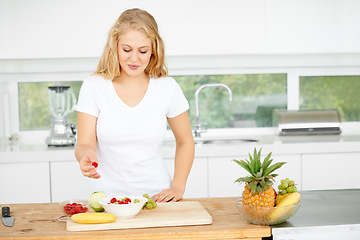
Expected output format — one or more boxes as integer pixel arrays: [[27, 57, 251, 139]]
[[67, 201, 212, 231]]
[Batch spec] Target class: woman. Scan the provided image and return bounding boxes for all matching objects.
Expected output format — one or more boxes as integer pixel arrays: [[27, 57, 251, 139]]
[[75, 8, 194, 203]]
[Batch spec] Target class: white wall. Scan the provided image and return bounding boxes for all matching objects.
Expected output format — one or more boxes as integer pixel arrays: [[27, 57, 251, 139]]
[[0, 0, 359, 60], [1, 0, 360, 142]]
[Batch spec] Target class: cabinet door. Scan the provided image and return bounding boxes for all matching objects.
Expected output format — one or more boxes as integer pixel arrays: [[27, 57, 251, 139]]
[[0, 162, 50, 204], [50, 161, 92, 202], [164, 157, 208, 198], [208, 154, 301, 198], [302, 153, 360, 190]]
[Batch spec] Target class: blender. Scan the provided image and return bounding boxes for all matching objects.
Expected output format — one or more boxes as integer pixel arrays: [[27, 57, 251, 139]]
[[45, 85, 77, 147]]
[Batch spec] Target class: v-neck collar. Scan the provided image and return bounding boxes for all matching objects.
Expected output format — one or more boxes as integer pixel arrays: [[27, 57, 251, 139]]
[[109, 78, 152, 110]]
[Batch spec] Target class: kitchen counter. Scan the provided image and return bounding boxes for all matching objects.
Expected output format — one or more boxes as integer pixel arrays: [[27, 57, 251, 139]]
[[0, 197, 270, 240], [1, 128, 360, 162], [272, 189, 360, 240]]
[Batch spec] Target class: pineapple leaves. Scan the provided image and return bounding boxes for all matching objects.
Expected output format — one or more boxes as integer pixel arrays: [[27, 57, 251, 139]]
[[263, 161, 287, 176], [262, 152, 273, 172], [233, 148, 287, 194], [233, 160, 253, 175], [254, 148, 261, 173], [234, 176, 254, 183], [248, 153, 255, 174]]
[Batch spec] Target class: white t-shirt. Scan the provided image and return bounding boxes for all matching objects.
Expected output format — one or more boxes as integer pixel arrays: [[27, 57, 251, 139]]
[[75, 75, 189, 197]]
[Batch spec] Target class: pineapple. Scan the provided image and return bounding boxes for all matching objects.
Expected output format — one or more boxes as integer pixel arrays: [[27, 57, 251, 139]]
[[234, 148, 286, 207]]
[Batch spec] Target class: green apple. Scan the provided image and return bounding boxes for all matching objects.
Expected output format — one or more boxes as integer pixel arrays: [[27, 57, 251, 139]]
[[89, 191, 107, 212]]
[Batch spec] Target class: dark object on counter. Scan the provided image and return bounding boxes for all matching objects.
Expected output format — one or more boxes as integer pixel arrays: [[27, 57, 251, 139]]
[[2, 206, 14, 227], [276, 109, 341, 136]]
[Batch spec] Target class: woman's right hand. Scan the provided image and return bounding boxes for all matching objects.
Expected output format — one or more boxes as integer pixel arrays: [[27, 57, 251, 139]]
[[79, 154, 101, 179]]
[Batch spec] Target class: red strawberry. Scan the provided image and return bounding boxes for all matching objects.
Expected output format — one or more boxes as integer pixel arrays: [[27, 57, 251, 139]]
[[75, 205, 83, 213], [92, 162, 98, 168], [110, 198, 117, 203]]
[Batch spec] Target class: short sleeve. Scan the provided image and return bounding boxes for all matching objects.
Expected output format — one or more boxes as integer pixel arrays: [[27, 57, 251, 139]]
[[75, 78, 100, 117], [166, 79, 189, 118]]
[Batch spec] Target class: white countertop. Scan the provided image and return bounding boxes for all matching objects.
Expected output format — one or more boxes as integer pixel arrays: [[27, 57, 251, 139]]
[[1, 124, 360, 163]]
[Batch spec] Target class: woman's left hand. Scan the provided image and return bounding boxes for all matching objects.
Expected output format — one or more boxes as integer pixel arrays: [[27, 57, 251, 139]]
[[153, 187, 184, 203]]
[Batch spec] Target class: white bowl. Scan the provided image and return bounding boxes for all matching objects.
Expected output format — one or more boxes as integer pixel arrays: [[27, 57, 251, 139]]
[[98, 196, 148, 218]]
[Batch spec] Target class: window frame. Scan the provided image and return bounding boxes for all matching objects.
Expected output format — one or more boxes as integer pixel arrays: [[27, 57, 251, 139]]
[[1, 54, 360, 144]]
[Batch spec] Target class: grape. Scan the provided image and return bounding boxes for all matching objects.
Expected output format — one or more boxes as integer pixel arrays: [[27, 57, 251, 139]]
[[289, 180, 295, 186], [142, 193, 157, 210]]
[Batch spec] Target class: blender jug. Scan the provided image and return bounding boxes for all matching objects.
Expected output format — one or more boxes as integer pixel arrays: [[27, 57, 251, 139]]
[[46, 85, 77, 146]]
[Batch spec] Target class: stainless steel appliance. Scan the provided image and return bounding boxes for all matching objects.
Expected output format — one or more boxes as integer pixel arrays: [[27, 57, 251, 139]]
[[45, 85, 76, 146], [276, 109, 341, 135]]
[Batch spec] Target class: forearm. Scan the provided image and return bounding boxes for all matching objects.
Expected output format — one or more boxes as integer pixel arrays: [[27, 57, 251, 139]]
[[171, 141, 195, 193], [75, 144, 96, 163]]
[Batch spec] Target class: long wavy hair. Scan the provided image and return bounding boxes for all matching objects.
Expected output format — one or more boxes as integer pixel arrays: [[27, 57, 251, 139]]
[[94, 8, 168, 80]]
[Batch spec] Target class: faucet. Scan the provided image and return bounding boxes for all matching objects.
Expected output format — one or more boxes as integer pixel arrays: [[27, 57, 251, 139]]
[[194, 83, 233, 137]]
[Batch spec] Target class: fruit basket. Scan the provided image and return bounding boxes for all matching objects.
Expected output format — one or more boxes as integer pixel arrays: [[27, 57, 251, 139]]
[[236, 198, 300, 225], [59, 199, 89, 216]]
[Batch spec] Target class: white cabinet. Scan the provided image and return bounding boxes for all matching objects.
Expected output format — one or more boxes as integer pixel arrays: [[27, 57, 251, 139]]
[[164, 157, 208, 198], [265, 1, 360, 53], [208, 155, 245, 198], [208, 154, 301, 198], [50, 161, 92, 202], [0, 162, 50, 204], [302, 153, 360, 191]]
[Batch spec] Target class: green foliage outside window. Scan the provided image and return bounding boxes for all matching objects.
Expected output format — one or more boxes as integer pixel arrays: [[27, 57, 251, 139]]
[[19, 74, 360, 131], [300, 76, 360, 122], [174, 74, 287, 128]]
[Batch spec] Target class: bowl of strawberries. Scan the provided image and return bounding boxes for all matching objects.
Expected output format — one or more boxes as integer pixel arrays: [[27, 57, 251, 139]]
[[98, 196, 148, 218], [59, 199, 89, 216]]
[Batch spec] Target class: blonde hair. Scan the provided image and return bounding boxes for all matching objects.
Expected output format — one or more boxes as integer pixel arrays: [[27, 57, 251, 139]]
[[94, 8, 168, 80]]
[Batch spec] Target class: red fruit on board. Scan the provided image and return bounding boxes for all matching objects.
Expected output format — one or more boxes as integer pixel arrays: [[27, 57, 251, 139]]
[[92, 162, 98, 168], [75, 204, 83, 213], [63, 202, 87, 215]]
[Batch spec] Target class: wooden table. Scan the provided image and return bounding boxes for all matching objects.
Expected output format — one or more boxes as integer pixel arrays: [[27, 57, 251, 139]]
[[0, 197, 271, 240]]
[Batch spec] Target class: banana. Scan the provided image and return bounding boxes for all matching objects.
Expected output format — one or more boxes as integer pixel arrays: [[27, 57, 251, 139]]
[[276, 192, 300, 207], [268, 192, 300, 221], [275, 193, 291, 206], [71, 212, 116, 224]]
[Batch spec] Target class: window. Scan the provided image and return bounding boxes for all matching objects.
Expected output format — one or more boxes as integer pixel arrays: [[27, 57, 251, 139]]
[[174, 73, 287, 128], [17, 74, 287, 131], [16, 73, 360, 132], [18, 81, 82, 131], [299, 75, 360, 121]]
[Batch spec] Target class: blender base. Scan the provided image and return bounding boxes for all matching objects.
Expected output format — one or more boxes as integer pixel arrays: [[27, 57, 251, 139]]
[[46, 136, 76, 147]]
